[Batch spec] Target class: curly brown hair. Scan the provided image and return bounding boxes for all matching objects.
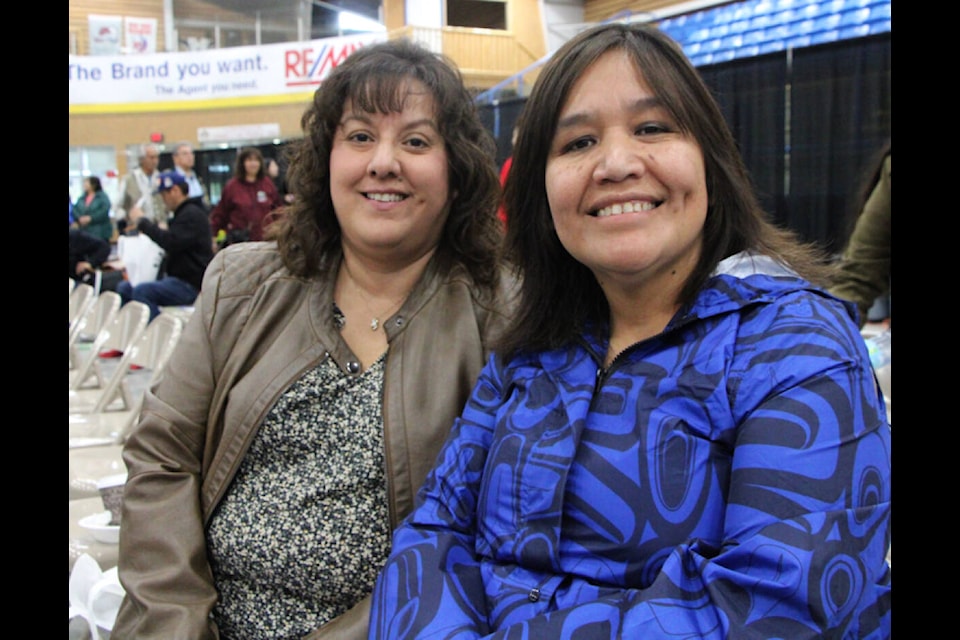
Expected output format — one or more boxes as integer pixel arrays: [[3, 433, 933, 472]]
[[266, 38, 503, 289]]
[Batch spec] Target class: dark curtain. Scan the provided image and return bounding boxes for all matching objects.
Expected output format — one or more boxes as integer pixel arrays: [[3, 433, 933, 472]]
[[478, 96, 527, 168], [789, 33, 891, 254], [699, 53, 788, 228]]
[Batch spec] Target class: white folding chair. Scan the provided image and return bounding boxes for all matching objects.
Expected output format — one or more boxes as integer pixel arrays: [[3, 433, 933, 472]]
[[68, 282, 96, 333], [70, 301, 151, 393], [70, 291, 122, 370], [70, 313, 184, 448]]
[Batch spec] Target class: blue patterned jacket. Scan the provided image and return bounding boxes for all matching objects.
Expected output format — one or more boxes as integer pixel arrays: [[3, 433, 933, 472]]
[[369, 253, 892, 639]]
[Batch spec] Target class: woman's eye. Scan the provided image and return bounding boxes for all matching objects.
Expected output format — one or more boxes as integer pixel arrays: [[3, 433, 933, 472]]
[[347, 131, 372, 143], [405, 137, 429, 149], [560, 136, 594, 153], [636, 122, 670, 136]]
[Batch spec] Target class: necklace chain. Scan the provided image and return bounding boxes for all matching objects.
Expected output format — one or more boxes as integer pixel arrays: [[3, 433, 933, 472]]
[[341, 261, 409, 332]]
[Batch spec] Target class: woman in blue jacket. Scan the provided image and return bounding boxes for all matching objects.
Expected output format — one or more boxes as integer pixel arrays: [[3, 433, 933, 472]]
[[73, 175, 114, 242], [369, 23, 891, 639]]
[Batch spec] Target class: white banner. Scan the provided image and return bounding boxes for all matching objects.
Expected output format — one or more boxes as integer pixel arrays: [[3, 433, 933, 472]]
[[69, 32, 386, 113], [125, 17, 157, 55], [88, 14, 123, 56]]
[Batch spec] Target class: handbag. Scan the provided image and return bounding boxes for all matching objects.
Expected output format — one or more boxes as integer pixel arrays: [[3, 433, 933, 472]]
[[117, 233, 165, 286]]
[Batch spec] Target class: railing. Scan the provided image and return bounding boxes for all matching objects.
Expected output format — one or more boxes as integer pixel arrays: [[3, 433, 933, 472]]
[[388, 25, 540, 90]]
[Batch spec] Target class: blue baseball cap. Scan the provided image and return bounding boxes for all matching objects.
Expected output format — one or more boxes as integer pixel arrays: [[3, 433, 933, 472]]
[[155, 170, 188, 194]]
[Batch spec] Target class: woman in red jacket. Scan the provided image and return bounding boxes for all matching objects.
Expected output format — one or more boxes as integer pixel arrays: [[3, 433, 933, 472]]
[[209, 146, 283, 248]]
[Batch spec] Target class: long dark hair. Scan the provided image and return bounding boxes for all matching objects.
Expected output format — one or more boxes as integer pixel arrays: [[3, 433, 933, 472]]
[[268, 38, 503, 290], [498, 22, 833, 356]]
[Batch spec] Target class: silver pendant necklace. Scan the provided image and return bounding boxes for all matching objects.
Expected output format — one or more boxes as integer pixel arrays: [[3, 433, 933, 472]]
[[341, 261, 409, 332]]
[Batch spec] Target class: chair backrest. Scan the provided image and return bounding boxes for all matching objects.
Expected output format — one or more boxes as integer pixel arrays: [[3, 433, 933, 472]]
[[69, 301, 151, 391], [68, 282, 96, 328], [92, 313, 184, 414], [69, 291, 122, 368]]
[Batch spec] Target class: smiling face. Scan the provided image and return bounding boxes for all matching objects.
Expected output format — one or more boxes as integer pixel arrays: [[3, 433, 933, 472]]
[[545, 49, 708, 297], [329, 80, 451, 263]]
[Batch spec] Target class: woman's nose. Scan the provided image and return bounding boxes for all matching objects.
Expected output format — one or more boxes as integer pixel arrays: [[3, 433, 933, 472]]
[[592, 135, 646, 183], [368, 143, 401, 178]]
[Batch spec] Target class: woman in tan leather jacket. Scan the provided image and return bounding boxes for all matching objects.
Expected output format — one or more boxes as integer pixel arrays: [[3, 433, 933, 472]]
[[113, 38, 517, 640]]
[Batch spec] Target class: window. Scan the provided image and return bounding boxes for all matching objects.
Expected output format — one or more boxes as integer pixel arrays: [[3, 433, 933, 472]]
[[447, 0, 506, 30], [70, 146, 117, 203]]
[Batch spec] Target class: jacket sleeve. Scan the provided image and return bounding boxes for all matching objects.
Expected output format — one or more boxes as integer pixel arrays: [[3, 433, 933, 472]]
[[209, 181, 233, 234], [829, 154, 891, 326], [139, 205, 210, 254], [113, 256, 228, 639]]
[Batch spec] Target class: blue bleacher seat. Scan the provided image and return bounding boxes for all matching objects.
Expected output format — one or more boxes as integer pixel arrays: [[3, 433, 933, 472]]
[[811, 29, 840, 44], [868, 18, 891, 34], [794, 18, 816, 35], [871, 3, 891, 19], [839, 7, 871, 25], [714, 49, 736, 63], [749, 14, 773, 30], [816, 14, 841, 30], [742, 30, 765, 45], [759, 40, 786, 55], [710, 23, 730, 38], [658, 0, 889, 65], [702, 38, 723, 53], [689, 27, 711, 43], [839, 23, 872, 38], [691, 53, 713, 66]]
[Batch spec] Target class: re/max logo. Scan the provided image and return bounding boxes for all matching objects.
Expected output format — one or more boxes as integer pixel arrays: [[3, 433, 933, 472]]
[[284, 41, 366, 87]]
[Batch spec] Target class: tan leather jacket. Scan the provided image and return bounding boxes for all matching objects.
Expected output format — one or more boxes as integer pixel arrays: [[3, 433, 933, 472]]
[[113, 242, 518, 639]]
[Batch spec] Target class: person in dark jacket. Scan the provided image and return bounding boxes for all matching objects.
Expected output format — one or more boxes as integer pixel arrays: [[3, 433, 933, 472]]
[[116, 170, 213, 319], [69, 228, 111, 282]]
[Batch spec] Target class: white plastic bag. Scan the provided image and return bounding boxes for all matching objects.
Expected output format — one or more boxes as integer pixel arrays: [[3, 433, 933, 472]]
[[117, 233, 164, 286], [69, 553, 126, 639]]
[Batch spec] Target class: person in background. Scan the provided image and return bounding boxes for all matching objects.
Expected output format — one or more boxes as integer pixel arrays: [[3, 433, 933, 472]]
[[69, 227, 111, 282], [117, 142, 167, 230], [209, 146, 283, 249], [370, 23, 891, 639], [69, 193, 75, 227], [73, 176, 114, 243], [496, 125, 518, 227], [171, 141, 209, 207], [113, 38, 517, 639], [115, 171, 213, 320], [828, 142, 891, 328], [267, 155, 296, 204]]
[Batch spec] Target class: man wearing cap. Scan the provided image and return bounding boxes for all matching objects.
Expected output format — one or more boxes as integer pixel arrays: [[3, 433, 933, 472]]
[[116, 170, 214, 319]]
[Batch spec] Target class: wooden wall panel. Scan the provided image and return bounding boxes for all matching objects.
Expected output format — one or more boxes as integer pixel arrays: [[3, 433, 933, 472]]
[[583, 0, 736, 24]]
